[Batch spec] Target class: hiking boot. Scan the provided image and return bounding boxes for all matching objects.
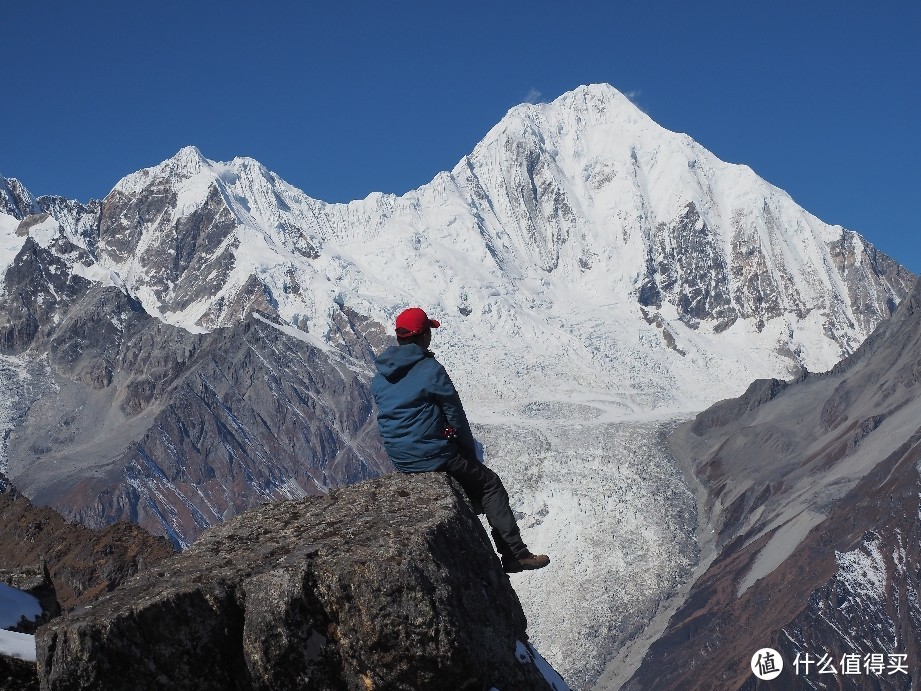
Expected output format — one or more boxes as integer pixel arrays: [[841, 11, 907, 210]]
[[502, 552, 550, 573]]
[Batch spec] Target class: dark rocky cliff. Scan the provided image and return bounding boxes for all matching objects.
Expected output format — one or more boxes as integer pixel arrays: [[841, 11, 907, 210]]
[[36, 472, 561, 690], [0, 471, 174, 611]]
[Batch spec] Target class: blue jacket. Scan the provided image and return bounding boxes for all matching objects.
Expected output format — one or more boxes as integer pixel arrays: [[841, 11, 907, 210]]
[[371, 344, 478, 472]]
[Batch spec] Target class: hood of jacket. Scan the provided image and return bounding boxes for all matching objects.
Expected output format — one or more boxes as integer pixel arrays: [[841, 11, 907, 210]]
[[374, 344, 429, 382]]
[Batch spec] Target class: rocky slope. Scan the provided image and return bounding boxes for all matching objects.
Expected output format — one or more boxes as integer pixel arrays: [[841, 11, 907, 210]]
[[0, 219, 391, 546], [1, 470, 173, 691], [616, 275, 921, 690], [36, 472, 564, 691], [0, 471, 174, 612]]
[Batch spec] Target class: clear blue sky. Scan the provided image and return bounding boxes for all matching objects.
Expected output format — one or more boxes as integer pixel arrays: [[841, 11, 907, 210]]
[[3, 1, 919, 270]]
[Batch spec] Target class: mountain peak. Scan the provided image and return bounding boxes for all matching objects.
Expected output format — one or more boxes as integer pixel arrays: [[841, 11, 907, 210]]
[[556, 82, 636, 107], [508, 83, 650, 128], [0, 176, 38, 219], [18, 83, 917, 414], [474, 83, 657, 164], [166, 145, 208, 175], [230, 155, 268, 173], [111, 146, 213, 199]]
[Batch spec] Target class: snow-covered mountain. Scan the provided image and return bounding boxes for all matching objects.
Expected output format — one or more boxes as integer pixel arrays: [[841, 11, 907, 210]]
[[0, 83, 914, 685], [3, 84, 910, 419]]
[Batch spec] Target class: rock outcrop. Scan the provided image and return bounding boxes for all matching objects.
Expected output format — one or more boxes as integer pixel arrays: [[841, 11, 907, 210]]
[[36, 473, 560, 690]]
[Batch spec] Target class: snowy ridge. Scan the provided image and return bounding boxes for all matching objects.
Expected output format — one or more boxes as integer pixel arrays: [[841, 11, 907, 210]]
[[30, 84, 903, 418]]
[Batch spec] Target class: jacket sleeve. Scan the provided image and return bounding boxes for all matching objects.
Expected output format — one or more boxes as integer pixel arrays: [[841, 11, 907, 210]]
[[427, 359, 480, 462]]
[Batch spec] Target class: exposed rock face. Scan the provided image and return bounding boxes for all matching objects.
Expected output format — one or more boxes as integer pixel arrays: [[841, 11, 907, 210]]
[[639, 201, 908, 337], [619, 276, 921, 690], [99, 179, 242, 325], [36, 473, 558, 691], [639, 202, 736, 327], [0, 177, 39, 219], [0, 471, 174, 611], [0, 222, 391, 546]]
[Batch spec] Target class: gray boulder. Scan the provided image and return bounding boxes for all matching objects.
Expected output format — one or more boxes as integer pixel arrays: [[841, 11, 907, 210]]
[[36, 473, 558, 690]]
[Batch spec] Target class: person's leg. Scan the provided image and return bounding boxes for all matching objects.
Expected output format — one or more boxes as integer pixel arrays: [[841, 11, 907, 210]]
[[442, 454, 529, 558]]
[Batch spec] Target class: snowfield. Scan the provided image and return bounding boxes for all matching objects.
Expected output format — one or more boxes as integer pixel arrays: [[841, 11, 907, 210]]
[[0, 629, 35, 662]]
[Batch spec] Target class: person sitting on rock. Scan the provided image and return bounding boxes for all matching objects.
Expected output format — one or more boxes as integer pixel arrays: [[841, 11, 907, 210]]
[[371, 307, 550, 573]]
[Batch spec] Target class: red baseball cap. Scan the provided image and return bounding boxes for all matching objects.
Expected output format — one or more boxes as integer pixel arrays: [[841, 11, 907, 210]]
[[395, 307, 440, 337]]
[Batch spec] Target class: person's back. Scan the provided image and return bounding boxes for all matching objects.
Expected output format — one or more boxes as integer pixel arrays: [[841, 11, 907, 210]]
[[372, 342, 477, 472], [372, 307, 549, 573]]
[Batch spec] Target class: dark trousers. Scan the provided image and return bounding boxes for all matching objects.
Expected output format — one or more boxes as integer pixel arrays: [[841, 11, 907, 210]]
[[442, 454, 529, 559]]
